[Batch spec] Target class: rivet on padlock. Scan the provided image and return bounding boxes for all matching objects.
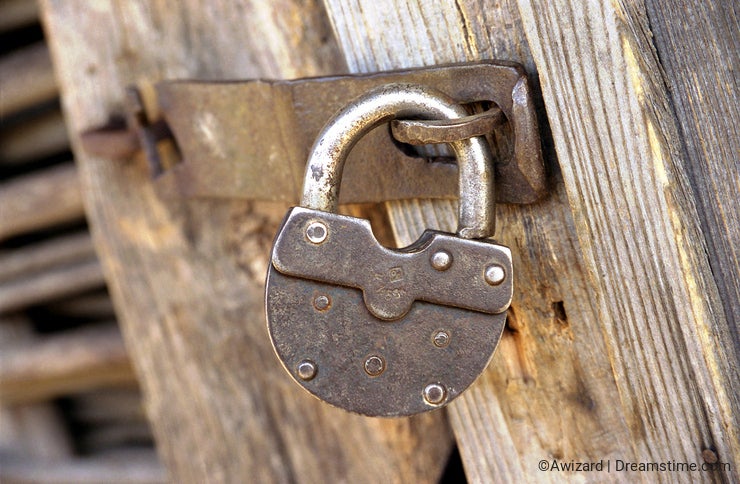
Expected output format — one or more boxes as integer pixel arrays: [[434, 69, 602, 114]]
[[265, 83, 513, 417]]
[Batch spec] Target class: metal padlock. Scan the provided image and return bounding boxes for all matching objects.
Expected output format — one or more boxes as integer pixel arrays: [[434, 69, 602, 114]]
[[265, 83, 513, 417]]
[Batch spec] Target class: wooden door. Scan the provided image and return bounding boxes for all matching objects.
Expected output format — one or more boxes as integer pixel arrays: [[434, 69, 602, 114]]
[[39, 0, 738, 482]]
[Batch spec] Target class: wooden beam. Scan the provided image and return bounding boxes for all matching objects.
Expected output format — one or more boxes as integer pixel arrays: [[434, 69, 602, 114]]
[[643, 0, 740, 338], [517, 0, 738, 472], [0, 163, 85, 241], [0, 43, 57, 118], [0, 323, 135, 404], [323, 0, 737, 481], [39, 1, 453, 482], [323, 1, 634, 480]]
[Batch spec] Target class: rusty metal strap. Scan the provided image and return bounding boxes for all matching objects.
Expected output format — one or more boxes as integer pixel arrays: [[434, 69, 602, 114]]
[[81, 61, 547, 204]]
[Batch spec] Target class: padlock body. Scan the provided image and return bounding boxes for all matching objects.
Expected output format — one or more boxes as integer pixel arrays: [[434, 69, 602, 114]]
[[265, 207, 512, 416]]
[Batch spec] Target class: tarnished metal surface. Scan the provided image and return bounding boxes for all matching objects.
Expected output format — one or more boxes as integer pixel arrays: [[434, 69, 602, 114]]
[[271, 208, 513, 321], [391, 105, 505, 145], [266, 208, 511, 416], [266, 264, 508, 417], [300, 83, 496, 238], [80, 61, 547, 204]]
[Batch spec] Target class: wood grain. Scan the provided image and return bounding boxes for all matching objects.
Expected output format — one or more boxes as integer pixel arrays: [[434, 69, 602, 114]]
[[518, 0, 738, 474], [643, 0, 739, 351], [323, 0, 737, 481], [324, 1, 632, 481], [40, 1, 452, 482]]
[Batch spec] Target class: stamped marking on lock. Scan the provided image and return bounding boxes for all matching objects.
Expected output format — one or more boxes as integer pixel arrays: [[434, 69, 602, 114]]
[[272, 208, 512, 321], [265, 83, 513, 417]]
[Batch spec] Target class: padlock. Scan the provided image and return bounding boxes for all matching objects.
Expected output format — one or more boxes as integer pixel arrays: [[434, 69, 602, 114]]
[[265, 83, 513, 417]]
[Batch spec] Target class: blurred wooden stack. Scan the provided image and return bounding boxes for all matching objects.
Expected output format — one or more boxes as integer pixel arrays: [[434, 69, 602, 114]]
[[0, 2, 165, 482]]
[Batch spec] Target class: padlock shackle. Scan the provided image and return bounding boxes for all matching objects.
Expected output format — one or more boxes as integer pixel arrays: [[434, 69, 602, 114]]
[[300, 83, 496, 238]]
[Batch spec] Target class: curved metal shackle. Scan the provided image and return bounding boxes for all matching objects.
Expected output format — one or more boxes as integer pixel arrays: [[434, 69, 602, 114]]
[[300, 83, 496, 238]]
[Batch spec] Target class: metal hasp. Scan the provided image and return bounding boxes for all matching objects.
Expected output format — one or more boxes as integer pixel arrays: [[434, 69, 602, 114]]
[[265, 84, 512, 417], [80, 61, 547, 205]]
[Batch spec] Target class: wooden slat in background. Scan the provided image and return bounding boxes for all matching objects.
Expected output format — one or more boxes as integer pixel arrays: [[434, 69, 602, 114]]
[[0, 6, 165, 482]]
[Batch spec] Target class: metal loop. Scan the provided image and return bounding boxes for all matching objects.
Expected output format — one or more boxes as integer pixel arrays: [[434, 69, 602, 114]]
[[301, 83, 496, 238], [390, 105, 506, 145]]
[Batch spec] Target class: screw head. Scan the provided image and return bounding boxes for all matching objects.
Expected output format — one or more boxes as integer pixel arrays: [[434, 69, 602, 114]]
[[430, 250, 452, 271], [296, 360, 317, 381], [484, 264, 505, 286], [306, 221, 328, 244], [433, 330, 450, 347], [313, 295, 331, 311], [423, 383, 447, 405], [364, 355, 385, 376]]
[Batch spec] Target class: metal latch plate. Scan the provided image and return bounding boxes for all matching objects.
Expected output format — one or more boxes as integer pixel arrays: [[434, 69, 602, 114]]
[[82, 61, 547, 204]]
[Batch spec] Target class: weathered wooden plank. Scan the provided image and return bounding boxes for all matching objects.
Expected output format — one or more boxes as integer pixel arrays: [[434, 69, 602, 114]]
[[0, 43, 56, 118], [323, 1, 633, 482], [323, 0, 737, 481], [40, 1, 452, 482], [0, 108, 70, 164], [643, 0, 739, 342], [517, 0, 738, 474], [0, 232, 95, 283], [0, 257, 105, 314], [0, 163, 85, 241], [0, 323, 135, 404]]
